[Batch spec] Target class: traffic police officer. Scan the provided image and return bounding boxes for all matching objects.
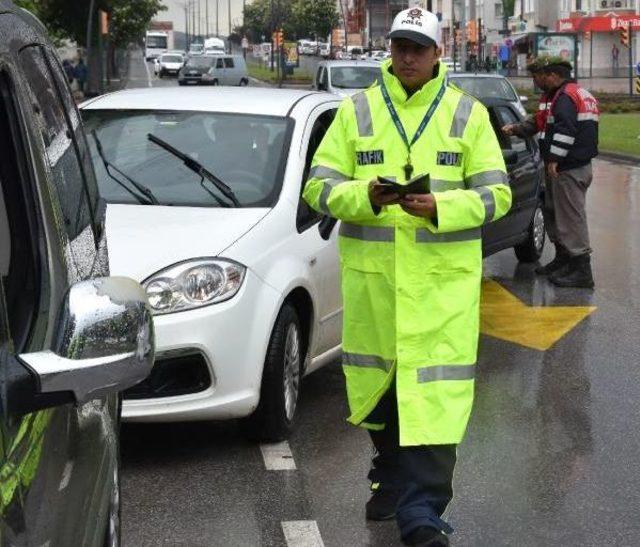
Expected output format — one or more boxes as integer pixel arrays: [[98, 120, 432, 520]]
[[303, 8, 511, 546], [503, 56, 598, 288]]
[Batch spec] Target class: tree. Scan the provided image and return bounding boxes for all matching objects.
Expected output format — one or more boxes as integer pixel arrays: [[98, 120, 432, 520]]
[[14, 0, 166, 48], [291, 0, 339, 41]]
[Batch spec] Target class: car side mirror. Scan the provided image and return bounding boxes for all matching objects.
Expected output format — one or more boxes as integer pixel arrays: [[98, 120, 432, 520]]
[[13, 277, 154, 411], [519, 95, 528, 103], [502, 149, 519, 166]]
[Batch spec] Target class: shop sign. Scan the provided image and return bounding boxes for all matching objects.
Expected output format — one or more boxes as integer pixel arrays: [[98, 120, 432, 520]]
[[557, 14, 640, 33]]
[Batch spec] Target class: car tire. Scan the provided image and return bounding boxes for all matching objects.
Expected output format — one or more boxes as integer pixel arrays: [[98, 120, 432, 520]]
[[178, 80, 185, 86], [242, 303, 302, 442], [514, 202, 545, 262], [212, 79, 219, 86], [239, 78, 248, 86]]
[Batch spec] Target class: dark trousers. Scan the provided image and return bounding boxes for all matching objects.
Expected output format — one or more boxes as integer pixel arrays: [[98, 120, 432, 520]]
[[367, 384, 457, 538]]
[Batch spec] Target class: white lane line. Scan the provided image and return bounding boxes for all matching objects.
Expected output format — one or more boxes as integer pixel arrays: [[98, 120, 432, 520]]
[[282, 521, 324, 547], [143, 56, 152, 87], [260, 441, 297, 470]]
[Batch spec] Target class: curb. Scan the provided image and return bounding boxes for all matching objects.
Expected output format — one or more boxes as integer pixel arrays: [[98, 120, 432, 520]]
[[598, 151, 640, 164]]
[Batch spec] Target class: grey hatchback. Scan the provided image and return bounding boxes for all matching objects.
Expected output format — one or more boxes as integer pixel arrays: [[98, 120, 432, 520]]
[[0, 3, 154, 545]]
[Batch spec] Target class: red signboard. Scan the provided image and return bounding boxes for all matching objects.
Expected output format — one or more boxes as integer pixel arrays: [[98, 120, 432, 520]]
[[557, 14, 640, 33]]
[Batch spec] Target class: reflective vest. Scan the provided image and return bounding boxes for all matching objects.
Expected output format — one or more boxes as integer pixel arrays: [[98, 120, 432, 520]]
[[303, 60, 512, 446]]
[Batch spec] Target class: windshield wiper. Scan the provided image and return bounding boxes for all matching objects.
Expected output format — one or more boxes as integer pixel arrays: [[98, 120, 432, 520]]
[[91, 130, 159, 205], [147, 133, 241, 207]]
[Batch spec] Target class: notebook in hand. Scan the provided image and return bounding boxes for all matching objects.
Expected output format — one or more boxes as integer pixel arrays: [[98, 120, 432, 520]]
[[376, 173, 430, 196]]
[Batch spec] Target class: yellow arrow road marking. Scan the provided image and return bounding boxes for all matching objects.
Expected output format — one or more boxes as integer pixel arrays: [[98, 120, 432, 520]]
[[480, 279, 597, 351]]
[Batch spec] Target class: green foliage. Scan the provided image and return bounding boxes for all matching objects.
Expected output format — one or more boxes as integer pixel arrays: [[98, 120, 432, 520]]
[[242, 0, 340, 43], [14, 0, 166, 47], [502, 0, 515, 17]]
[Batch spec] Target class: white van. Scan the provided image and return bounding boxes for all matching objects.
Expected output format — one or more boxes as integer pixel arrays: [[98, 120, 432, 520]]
[[201, 55, 249, 86]]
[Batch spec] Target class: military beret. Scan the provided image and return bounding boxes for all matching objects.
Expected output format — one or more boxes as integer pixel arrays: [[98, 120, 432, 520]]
[[534, 55, 573, 72]]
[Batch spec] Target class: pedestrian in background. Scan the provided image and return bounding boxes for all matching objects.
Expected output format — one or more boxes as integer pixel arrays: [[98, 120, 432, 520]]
[[303, 7, 511, 546], [503, 56, 599, 288], [74, 58, 88, 94], [612, 44, 619, 76]]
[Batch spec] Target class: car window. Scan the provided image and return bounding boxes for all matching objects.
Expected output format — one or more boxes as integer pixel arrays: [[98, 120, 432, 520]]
[[162, 55, 183, 63], [187, 57, 214, 68], [44, 49, 100, 229], [330, 66, 380, 89], [224, 57, 234, 68], [216, 58, 224, 69], [19, 46, 93, 241], [494, 106, 528, 153], [83, 110, 291, 208], [298, 108, 337, 230], [448, 76, 518, 102]]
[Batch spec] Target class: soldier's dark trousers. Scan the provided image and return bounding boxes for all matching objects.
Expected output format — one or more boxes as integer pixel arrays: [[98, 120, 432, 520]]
[[367, 384, 457, 540]]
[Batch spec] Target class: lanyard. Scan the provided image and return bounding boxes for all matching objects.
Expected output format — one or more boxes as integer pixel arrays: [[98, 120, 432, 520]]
[[380, 80, 446, 180]]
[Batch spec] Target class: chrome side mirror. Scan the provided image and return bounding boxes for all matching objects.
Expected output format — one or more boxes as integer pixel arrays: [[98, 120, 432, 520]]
[[519, 95, 528, 103], [19, 277, 154, 404]]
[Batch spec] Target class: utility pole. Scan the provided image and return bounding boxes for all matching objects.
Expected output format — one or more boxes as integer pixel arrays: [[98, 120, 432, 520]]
[[206, 0, 209, 37], [185, 3, 189, 50], [216, 0, 219, 36], [228, 0, 231, 36]]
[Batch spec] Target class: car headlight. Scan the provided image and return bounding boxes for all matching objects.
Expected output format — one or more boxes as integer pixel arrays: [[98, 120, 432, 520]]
[[142, 258, 246, 315]]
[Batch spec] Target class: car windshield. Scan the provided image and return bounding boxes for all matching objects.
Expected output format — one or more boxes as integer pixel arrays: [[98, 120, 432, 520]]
[[187, 57, 214, 68], [162, 55, 183, 63], [146, 35, 167, 49], [82, 110, 291, 208], [448, 76, 518, 101], [330, 66, 380, 89]]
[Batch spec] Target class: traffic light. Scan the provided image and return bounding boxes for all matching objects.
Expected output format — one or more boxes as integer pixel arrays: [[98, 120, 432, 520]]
[[620, 23, 630, 48]]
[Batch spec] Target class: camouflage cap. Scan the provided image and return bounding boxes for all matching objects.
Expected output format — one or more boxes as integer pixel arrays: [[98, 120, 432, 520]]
[[530, 55, 573, 73]]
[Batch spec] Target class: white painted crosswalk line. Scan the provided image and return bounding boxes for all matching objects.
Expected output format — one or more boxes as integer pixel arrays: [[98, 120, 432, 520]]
[[282, 521, 325, 547], [260, 441, 297, 470]]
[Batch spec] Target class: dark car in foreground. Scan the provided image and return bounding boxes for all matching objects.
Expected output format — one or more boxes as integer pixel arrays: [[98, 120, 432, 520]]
[[480, 98, 545, 262], [178, 55, 216, 85], [448, 72, 529, 117], [0, 3, 154, 545]]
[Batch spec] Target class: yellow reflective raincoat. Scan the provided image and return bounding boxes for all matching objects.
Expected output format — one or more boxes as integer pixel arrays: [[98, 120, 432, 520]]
[[303, 60, 511, 446]]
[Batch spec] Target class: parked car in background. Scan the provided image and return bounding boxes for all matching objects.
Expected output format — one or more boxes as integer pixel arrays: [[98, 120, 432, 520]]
[[179, 55, 217, 85], [319, 42, 330, 58], [0, 2, 154, 544], [188, 43, 205, 56], [157, 53, 185, 78], [312, 60, 382, 97], [81, 87, 344, 441], [201, 54, 248, 86], [447, 72, 528, 116]]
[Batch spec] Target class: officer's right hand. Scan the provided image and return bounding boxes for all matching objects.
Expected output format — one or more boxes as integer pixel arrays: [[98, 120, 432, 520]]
[[369, 180, 400, 208], [502, 124, 516, 136]]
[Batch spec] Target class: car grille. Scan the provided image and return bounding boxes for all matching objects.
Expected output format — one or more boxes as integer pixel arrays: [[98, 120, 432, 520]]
[[124, 352, 212, 399]]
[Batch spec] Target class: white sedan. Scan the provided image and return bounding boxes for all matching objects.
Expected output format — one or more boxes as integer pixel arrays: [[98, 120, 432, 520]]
[[80, 88, 343, 440]]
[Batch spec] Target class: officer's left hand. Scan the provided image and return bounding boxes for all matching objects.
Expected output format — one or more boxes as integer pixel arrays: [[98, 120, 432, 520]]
[[400, 193, 437, 219], [547, 161, 559, 179]]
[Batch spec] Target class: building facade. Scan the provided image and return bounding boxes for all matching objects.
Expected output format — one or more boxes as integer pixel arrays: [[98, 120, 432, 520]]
[[556, 0, 640, 76]]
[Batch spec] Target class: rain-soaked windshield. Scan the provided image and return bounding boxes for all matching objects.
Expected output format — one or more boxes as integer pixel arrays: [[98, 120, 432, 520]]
[[330, 66, 381, 89], [82, 110, 291, 208]]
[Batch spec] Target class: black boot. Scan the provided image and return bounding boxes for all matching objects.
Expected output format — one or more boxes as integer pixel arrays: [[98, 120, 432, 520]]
[[549, 254, 594, 288], [535, 245, 569, 275], [365, 484, 401, 521], [402, 526, 450, 546]]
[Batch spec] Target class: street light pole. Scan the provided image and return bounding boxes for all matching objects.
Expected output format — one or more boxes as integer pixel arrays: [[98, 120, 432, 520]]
[[206, 0, 209, 37], [216, 0, 219, 36], [228, 0, 231, 36]]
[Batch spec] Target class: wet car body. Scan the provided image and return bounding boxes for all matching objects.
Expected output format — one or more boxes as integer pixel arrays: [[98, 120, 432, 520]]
[[0, 2, 154, 544]]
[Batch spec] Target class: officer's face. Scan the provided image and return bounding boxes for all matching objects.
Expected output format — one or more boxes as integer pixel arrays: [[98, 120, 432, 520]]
[[391, 38, 441, 90]]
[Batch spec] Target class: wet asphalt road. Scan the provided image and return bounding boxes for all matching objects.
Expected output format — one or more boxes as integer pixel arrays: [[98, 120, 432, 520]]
[[120, 53, 640, 546]]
